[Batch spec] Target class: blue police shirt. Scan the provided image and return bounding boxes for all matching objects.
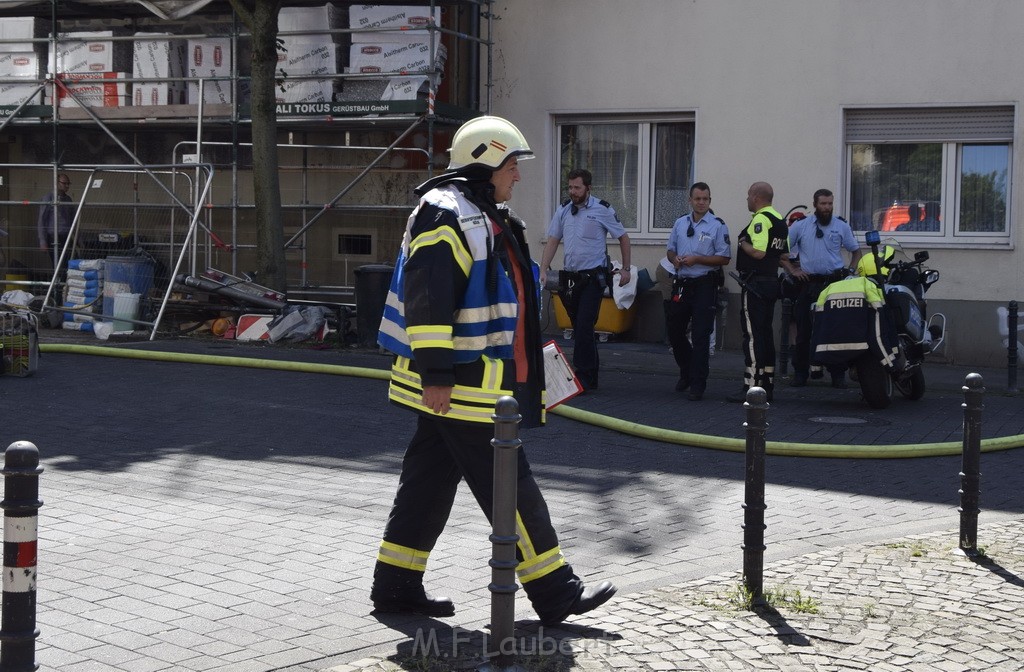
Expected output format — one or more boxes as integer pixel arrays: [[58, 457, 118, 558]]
[[666, 212, 731, 278], [546, 195, 626, 271], [788, 215, 859, 275]]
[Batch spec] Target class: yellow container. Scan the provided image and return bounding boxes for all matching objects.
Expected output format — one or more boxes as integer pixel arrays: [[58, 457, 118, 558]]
[[4, 274, 28, 292], [551, 293, 635, 335]]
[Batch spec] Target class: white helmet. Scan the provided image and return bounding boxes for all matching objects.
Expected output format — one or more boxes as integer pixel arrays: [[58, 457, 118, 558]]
[[447, 115, 534, 170]]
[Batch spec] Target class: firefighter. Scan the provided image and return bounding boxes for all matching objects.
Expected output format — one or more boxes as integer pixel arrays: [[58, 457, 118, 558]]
[[727, 182, 799, 403], [370, 116, 616, 625]]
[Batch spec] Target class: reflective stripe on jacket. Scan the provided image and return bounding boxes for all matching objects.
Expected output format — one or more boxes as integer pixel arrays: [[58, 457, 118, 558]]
[[379, 184, 521, 362], [377, 182, 545, 424], [811, 276, 897, 368]]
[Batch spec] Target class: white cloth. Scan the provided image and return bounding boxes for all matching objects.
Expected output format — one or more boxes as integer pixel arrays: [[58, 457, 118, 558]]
[[610, 261, 638, 310]]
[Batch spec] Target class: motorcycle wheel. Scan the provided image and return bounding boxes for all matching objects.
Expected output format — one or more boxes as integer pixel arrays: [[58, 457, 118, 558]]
[[895, 366, 926, 401], [856, 355, 892, 409]]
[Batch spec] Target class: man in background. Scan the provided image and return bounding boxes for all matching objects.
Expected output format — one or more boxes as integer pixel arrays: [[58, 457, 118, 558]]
[[727, 181, 797, 403], [664, 182, 731, 401], [38, 173, 74, 266], [540, 168, 631, 392], [787, 188, 862, 388]]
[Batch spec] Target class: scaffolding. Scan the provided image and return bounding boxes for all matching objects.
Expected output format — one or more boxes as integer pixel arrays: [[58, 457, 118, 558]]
[[0, 0, 494, 336]]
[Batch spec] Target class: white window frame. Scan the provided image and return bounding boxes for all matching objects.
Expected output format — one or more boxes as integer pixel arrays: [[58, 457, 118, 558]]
[[844, 105, 1014, 248], [552, 113, 696, 240]]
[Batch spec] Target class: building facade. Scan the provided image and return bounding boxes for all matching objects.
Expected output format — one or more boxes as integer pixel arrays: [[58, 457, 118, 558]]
[[488, 0, 1021, 366]]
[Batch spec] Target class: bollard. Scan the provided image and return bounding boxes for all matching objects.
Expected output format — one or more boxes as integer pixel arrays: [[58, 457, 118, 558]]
[[0, 442, 43, 672], [1009, 301, 1019, 394], [778, 299, 793, 377], [480, 397, 522, 672], [741, 387, 768, 604], [958, 374, 984, 556]]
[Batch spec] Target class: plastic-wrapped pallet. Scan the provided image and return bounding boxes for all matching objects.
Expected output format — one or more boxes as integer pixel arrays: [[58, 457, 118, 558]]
[[341, 5, 445, 101], [65, 258, 105, 324]]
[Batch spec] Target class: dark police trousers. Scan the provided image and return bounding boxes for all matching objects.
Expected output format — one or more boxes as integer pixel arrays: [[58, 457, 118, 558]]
[[560, 269, 606, 389], [373, 413, 583, 622], [739, 276, 781, 394], [665, 274, 717, 395]]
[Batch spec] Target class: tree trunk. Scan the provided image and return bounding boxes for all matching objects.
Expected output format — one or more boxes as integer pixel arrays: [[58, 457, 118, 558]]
[[230, 0, 287, 293]]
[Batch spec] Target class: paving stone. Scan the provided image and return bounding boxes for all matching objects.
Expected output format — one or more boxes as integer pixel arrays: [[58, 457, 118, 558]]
[[19, 341, 1024, 672]]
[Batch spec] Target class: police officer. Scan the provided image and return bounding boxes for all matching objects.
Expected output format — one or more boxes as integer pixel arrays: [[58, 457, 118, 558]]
[[665, 182, 731, 401], [727, 181, 797, 403], [540, 169, 631, 392], [371, 116, 615, 626], [788, 188, 863, 388]]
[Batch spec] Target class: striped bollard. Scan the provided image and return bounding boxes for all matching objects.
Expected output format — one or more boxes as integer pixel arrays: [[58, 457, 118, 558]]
[[0, 442, 42, 672]]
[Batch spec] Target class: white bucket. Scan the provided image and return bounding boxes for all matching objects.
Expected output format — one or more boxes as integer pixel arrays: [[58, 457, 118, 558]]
[[111, 292, 140, 332]]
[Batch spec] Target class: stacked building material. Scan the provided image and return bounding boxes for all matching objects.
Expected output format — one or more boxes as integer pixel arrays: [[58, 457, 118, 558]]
[[275, 3, 345, 104], [0, 17, 45, 107], [133, 33, 187, 106], [47, 29, 133, 108], [62, 259, 105, 332], [341, 4, 446, 101], [186, 36, 242, 105]]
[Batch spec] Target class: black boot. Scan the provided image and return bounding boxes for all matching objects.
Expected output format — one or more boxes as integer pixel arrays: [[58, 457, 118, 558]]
[[539, 580, 616, 626], [371, 591, 455, 617], [370, 562, 455, 617]]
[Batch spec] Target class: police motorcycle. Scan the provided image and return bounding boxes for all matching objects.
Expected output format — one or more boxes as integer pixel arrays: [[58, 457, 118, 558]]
[[810, 230, 945, 409]]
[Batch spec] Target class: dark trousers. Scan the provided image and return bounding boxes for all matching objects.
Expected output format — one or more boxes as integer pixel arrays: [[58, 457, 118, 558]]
[[44, 233, 70, 268], [665, 278, 717, 394], [739, 279, 780, 393], [374, 414, 582, 621], [793, 279, 845, 378], [562, 275, 605, 388]]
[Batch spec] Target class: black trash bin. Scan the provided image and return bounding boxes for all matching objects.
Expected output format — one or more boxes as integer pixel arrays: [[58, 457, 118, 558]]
[[354, 264, 395, 347]]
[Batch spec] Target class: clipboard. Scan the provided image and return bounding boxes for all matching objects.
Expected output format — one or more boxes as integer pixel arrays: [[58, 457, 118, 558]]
[[543, 340, 583, 408]]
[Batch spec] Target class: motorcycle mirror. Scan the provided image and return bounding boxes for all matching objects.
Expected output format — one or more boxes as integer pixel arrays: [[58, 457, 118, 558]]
[[914, 250, 929, 262], [865, 230, 881, 246]]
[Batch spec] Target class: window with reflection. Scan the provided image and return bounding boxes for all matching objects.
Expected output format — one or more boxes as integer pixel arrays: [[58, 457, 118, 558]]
[[556, 117, 695, 237], [849, 143, 942, 233], [845, 107, 1012, 244], [959, 144, 1009, 233]]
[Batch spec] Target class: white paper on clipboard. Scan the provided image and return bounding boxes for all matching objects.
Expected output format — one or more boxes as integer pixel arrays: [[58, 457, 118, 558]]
[[543, 340, 583, 408]]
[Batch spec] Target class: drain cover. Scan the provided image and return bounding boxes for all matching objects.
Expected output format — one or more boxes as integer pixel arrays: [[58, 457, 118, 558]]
[[808, 416, 869, 425]]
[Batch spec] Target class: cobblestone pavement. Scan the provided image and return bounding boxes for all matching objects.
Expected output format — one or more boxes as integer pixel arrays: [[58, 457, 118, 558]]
[[332, 520, 1024, 671], [6, 333, 1023, 671], [331, 522, 1019, 667]]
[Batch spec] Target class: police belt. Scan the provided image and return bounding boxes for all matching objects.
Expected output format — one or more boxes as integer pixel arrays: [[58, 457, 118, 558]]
[[672, 272, 717, 288], [563, 266, 606, 282], [559, 266, 607, 292], [805, 269, 847, 283], [739, 272, 779, 283]]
